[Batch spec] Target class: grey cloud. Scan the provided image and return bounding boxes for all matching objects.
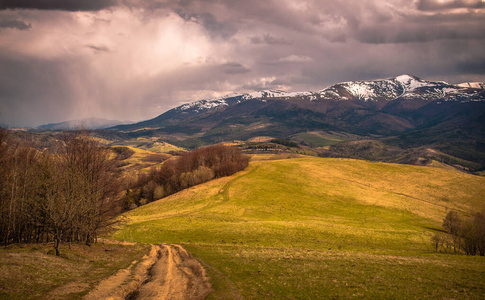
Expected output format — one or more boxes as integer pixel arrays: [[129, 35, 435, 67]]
[[175, 11, 237, 39], [0, 0, 118, 11], [345, 1, 485, 44], [456, 61, 485, 74], [0, 57, 74, 127], [198, 13, 237, 39], [219, 62, 250, 75], [356, 23, 485, 44], [279, 55, 313, 63], [168, 0, 322, 34], [86, 44, 110, 53], [416, 0, 485, 11], [241, 77, 285, 91], [250, 34, 292, 45], [0, 18, 31, 30]]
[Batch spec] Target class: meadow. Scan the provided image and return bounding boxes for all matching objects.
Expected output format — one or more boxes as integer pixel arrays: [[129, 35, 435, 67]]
[[113, 156, 485, 299]]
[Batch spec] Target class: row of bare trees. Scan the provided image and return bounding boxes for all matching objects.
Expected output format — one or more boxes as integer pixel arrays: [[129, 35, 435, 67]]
[[432, 208, 485, 255], [127, 144, 249, 209], [0, 129, 119, 255]]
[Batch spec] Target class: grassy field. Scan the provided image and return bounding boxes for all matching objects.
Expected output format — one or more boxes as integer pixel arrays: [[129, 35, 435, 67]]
[[114, 137, 184, 153], [0, 242, 150, 299], [113, 156, 485, 299]]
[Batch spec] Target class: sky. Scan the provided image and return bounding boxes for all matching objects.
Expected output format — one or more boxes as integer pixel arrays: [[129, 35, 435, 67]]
[[1, 0, 485, 127]]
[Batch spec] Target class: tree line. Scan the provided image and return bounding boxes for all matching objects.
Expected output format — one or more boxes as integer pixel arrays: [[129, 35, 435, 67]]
[[126, 144, 249, 209], [0, 129, 119, 255], [1, 129, 250, 254], [432, 208, 485, 256]]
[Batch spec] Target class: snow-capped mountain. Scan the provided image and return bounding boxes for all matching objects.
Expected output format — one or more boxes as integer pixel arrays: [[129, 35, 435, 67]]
[[113, 74, 485, 143], [171, 75, 484, 116], [316, 74, 423, 101], [316, 74, 484, 103], [177, 90, 312, 113]]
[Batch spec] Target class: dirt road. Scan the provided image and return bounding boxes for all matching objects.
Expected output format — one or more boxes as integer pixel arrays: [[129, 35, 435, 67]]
[[84, 244, 212, 300]]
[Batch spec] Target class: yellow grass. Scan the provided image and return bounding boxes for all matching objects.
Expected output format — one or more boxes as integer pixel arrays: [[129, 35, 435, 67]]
[[113, 157, 485, 299]]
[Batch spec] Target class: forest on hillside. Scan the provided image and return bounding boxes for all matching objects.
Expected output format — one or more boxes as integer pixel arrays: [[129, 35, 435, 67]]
[[0, 129, 248, 255]]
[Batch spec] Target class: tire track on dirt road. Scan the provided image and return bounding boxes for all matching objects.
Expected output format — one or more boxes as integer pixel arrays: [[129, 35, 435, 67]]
[[84, 244, 212, 300]]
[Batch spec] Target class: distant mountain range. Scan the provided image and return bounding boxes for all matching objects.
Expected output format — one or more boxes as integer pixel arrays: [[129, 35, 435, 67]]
[[113, 74, 484, 137], [109, 74, 485, 170], [37, 118, 131, 130]]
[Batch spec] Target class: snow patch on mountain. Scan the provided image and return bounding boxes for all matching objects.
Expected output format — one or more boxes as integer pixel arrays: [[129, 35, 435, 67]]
[[394, 74, 429, 91], [344, 82, 378, 100], [457, 82, 485, 89], [179, 99, 229, 112]]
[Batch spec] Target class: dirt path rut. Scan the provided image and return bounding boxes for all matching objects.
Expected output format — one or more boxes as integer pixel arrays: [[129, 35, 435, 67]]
[[84, 244, 212, 300]]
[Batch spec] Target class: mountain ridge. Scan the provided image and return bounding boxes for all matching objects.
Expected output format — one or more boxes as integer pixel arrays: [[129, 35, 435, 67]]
[[113, 74, 485, 132], [108, 74, 485, 170], [38, 118, 132, 130]]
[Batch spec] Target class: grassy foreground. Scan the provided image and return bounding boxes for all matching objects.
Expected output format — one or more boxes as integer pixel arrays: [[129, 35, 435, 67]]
[[0, 242, 150, 299], [113, 156, 485, 299]]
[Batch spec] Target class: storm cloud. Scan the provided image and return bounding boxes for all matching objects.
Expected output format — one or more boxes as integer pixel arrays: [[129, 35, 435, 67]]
[[416, 0, 485, 11], [0, 0, 117, 12], [0, 0, 484, 127], [0, 17, 31, 30]]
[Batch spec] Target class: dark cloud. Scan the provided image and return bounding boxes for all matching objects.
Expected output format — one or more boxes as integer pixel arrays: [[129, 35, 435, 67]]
[[456, 60, 485, 74], [416, 0, 485, 11], [0, 17, 30, 30], [197, 13, 237, 39], [250, 34, 292, 45], [346, 1, 485, 44], [175, 11, 237, 39], [219, 62, 250, 75], [0, 0, 118, 11], [0, 57, 74, 127], [86, 44, 110, 53], [356, 23, 485, 44]]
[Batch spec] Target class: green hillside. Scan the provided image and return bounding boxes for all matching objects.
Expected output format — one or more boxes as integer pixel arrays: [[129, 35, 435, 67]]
[[113, 157, 485, 299]]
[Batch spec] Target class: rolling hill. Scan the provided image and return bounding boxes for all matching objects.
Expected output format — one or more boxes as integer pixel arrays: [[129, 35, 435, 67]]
[[113, 156, 485, 299]]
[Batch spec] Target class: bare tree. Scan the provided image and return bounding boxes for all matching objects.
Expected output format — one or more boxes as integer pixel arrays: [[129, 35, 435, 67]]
[[40, 131, 119, 255], [443, 210, 461, 253]]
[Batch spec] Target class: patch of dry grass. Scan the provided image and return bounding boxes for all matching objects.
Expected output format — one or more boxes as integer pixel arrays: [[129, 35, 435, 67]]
[[0, 242, 150, 299]]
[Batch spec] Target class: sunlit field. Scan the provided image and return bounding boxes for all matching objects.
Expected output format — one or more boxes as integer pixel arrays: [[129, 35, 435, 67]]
[[113, 156, 485, 299]]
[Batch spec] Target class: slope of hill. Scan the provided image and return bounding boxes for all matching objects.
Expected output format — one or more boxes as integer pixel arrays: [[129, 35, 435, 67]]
[[113, 156, 485, 299]]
